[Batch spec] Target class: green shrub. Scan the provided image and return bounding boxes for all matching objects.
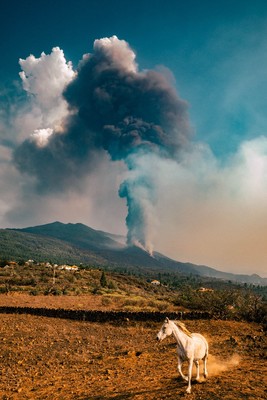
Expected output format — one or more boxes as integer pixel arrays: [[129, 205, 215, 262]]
[[107, 280, 117, 290], [0, 285, 9, 294], [92, 285, 101, 295], [30, 289, 40, 296], [101, 297, 112, 306]]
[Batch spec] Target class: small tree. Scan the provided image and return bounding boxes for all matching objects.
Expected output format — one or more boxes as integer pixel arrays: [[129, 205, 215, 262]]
[[100, 271, 107, 288]]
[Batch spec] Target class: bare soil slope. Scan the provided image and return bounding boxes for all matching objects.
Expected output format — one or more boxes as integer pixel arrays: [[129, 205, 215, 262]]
[[0, 312, 266, 400]]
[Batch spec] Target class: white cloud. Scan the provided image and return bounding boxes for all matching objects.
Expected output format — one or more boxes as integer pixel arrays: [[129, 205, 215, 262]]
[[19, 47, 75, 129], [30, 128, 54, 148], [0, 47, 76, 226], [228, 136, 267, 201]]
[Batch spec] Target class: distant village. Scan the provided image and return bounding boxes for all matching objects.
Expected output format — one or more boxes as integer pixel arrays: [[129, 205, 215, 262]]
[[2, 260, 214, 292], [2, 260, 79, 271]]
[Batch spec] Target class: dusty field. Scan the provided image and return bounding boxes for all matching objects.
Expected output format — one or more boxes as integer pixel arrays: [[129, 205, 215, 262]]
[[0, 293, 109, 311], [0, 306, 266, 400]]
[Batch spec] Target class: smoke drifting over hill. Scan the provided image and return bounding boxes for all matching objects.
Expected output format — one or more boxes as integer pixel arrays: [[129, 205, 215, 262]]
[[14, 36, 191, 253]]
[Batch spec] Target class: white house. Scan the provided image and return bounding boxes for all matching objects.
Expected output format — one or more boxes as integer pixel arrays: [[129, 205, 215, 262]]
[[151, 279, 161, 286]]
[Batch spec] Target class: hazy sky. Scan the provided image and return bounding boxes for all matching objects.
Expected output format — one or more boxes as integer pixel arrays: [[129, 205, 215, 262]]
[[1, 0, 267, 277]]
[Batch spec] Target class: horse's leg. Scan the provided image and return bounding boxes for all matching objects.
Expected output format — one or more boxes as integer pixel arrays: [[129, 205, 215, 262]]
[[177, 357, 187, 381], [186, 358, 193, 394], [203, 354, 208, 378], [194, 360, 200, 381]]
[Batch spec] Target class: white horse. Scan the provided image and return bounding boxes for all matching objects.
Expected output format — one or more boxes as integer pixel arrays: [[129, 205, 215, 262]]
[[156, 317, 208, 394]]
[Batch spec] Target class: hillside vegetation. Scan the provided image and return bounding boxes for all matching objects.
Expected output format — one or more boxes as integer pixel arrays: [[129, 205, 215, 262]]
[[0, 229, 105, 265], [1, 221, 266, 323], [1, 221, 267, 285], [0, 261, 266, 323]]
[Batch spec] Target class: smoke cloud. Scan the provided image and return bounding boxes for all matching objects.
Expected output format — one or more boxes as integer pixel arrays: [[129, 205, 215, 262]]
[[14, 36, 190, 252]]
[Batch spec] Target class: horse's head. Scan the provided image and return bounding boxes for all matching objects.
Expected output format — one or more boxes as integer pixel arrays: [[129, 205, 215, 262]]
[[156, 317, 173, 342]]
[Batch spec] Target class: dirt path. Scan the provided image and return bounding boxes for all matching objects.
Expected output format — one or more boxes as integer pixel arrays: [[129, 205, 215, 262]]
[[0, 314, 266, 400]]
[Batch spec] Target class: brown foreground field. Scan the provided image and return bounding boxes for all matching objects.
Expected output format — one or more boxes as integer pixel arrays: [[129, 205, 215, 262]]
[[0, 294, 266, 400]]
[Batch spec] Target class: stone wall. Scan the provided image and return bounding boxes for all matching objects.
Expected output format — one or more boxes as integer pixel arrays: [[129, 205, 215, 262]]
[[0, 306, 212, 322]]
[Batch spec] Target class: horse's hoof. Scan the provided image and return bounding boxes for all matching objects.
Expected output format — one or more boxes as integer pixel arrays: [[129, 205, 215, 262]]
[[186, 388, 191, 394]]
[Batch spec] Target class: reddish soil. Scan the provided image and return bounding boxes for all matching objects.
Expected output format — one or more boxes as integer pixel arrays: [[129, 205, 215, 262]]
[[0, 293, 108, 311], [0, 296, 266, 400]]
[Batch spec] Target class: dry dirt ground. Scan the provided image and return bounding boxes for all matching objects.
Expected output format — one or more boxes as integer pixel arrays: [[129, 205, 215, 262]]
[[0, 293, 110, 311], [0, 296, 266, 400]]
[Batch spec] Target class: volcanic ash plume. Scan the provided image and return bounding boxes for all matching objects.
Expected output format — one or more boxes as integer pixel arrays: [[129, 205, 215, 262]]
[[14, 36, 191, 253]]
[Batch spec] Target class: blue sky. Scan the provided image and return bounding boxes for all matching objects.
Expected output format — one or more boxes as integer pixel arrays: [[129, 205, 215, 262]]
[[1, 0, 267, 276]]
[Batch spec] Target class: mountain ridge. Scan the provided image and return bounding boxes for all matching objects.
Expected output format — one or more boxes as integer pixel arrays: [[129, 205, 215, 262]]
[[1, 221, 266, 286]]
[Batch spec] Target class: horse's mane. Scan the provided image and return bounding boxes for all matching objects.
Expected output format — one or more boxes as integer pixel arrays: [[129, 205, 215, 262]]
[[173, 321, 192, 337]]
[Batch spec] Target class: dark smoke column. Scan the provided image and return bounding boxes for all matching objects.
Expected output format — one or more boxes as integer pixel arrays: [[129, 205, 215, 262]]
[[15, 36, 191, 254], [64, 36, 190, 253]]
